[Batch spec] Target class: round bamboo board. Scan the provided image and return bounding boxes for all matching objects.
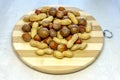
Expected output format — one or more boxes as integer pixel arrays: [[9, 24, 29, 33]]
[[12, 6, 104, 74]]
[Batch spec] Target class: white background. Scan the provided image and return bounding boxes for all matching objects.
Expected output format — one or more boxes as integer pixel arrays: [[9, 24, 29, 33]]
[[0, 0, 120, 80]]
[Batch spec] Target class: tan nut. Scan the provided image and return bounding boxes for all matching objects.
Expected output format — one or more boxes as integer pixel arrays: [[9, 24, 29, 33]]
[[53, 51, 64, 59], [63, 50, 74, 58]]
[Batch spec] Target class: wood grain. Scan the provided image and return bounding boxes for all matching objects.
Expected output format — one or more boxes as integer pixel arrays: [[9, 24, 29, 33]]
[[12, 6, 104, 74]]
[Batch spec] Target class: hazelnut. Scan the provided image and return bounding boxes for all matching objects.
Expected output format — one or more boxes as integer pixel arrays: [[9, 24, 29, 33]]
[[49, 29, 57, 37], [79, 25, 85, 33], [49, 23, 53, 29], [63, 10, 67, 16], [38, 28, 49, 39], [22, 24, 31, 32], [66, 35, 72, 41], [60, 27, 70, 37], [28, 22, 33, 27], [35, 9, 41, 15], [49, 41, 58, 50], [58, 7, 65, 11], [22, 33, 31, 42], [48, 7, 57, 16], [56, 11, 64, 19], [70, 25, 79, 34], [41, 21, 50, 27], [43, 37, 52, 44], [78, 18, 87, 26], [57, 44, 67, 52], [34, 34, 41, 41], [53, 23, 62, 31]]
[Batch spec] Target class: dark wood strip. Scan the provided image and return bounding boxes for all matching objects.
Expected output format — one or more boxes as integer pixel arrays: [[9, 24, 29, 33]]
[[16, 50, 99, 57]]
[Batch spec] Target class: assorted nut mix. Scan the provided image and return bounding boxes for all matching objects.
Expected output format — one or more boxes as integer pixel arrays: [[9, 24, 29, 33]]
[[21, 6, 92, 59]]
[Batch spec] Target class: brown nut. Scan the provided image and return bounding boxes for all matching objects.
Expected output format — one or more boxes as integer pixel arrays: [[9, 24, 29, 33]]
[[60, 27, 70, 37], [53, 23, 62, 31], [50, 29, 57, 37], [38, 28, 49, 39], [58, 7, 65, 11], [35, 9, 41, 15], [49, 23, 53, 29], [79, 25, 86, 33], [70, 25, 79, 34], [49, 41, 58, 50], [78, 18, 87, 26], [43, 37, 52, 44], [75, 38, 82, 44], [57, 44, 67, 52], [63, 10, 67, 16], [48, 7, 57, 16], [22, 33, 31, 42], [56, 11, 64, 19], [28, 22, 33, 27], [22, 24, 31, 32], [66, 35, 72, 41], [41, 21, 50, 27], [34, 34, 41, 41]]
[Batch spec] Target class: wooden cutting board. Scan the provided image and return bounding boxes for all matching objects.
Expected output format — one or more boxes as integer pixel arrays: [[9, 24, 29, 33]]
[[12, 6, 104, 74]]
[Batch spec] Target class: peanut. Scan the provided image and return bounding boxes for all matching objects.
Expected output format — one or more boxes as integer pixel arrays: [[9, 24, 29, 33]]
[[86, 22, 92, 33], [31, 22, 39, 38], [68, 12, 78, 24], [53, 51, 64, 59], [53, 37, 67, 44], [67, 34, 78, 48]]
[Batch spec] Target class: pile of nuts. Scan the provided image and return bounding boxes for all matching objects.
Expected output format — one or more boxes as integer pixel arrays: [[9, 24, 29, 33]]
[[21, 6, 92, 59]]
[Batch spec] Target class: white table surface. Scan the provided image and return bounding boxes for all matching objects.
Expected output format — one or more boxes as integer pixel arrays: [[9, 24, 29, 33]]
[[0, 0, 120, 80]]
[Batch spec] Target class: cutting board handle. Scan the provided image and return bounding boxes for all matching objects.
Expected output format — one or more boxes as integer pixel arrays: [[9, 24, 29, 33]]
[[103, 30, 113, 38]]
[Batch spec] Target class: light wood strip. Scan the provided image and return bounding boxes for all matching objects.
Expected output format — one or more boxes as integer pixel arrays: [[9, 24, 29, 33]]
[[17, 50, 99, 57], [83, 37, 103, 43], [90, 31, 103, 37], [92, 25, 102, 31], [13, 43, 37, 50], [87, 20, 100, 26], [22, 57, 95, 66], [13, 43, 103, 50], [15, 20, 27, 25], [86, 16, 95, 20], [26, 11, 34, 15], [80, 11, 91, 16], [31, 65, 86, 74]]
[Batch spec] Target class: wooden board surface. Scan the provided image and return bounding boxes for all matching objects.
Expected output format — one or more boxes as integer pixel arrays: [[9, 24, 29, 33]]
[[12, 6, 104, 74]]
